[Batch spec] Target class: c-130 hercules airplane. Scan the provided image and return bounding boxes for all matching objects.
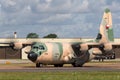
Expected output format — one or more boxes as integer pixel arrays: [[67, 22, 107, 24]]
[[26, 8, 117, 67], [0, 9, 119, 67]]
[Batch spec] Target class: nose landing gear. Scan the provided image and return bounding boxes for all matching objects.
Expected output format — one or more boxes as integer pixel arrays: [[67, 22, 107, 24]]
[[36, 63, 43, 67]]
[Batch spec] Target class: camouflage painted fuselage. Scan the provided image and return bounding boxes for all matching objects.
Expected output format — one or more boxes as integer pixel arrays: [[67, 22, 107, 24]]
[[30, 42, 75, 64], [27, 8, 115, 67]]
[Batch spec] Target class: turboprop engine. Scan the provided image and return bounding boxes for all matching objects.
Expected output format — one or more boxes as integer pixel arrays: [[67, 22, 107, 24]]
[[99, 43, 112, 51], [71, 42, 114, 67], [98, 43, 114, 57], [71, 43, 90, 67], [88, 48, 102, 60], [80, 44, 88, 51], [10, 42, 23, 50], [72, 43, 89, 57], [88, 43, 113, 60]]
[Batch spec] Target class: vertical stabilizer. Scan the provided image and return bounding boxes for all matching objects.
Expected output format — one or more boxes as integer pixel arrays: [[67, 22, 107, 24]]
[[97, 8, 114, 43]]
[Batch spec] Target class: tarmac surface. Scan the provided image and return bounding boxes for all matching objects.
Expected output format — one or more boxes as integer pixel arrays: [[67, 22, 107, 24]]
[[0, 59, 120, 72]]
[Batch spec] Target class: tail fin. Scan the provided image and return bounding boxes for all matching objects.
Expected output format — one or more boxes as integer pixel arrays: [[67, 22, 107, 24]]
[[96, 8, 114, 43]]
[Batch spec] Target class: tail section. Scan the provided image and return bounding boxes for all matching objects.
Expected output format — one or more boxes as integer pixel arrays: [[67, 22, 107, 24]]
[[96, 8, 114, 43]]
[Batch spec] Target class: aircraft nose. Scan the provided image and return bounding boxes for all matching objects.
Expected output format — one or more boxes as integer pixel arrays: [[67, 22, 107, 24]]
[[27, 52, 38, 62]]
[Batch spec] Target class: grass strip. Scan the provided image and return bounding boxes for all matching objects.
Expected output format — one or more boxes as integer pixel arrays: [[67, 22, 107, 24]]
[[0, 71, 120, 80]]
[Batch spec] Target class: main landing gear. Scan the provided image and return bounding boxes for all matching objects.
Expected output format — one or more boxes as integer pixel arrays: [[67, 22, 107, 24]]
[[71, 58, 85, 67], [54, 64, 63, 67], [36, 63, 64, 67]]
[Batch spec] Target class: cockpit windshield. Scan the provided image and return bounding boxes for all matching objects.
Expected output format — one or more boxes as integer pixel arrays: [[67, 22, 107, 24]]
[[33, 46, 39, 51], [32, 45, 45, 51], [31, 42, 46, 52], [30, 42, 47, 56], [39, 45, 45, 50]]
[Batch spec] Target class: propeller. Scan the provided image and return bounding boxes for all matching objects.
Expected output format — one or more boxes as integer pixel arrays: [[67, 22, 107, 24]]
[[99, 44, 105, 51]]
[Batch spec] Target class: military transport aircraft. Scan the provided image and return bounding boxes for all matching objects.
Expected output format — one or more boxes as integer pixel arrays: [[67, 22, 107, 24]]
[[26, 8, 117, 67], [0, 9, 119, 67]]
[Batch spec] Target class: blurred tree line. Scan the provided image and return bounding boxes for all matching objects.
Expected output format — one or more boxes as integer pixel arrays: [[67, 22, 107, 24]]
[[26, 33, 58, 38]]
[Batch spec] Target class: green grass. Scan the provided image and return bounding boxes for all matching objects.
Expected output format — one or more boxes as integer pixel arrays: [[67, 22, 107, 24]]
[[0, 71, 120, 80]]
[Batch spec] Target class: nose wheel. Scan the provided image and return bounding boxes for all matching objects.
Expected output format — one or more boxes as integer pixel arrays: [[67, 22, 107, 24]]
[[36, 63, 43, 67]]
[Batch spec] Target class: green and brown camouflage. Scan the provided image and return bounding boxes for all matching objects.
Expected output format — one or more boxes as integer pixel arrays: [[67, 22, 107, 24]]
[[86, 9, 114, 43], [26, 9, 117, 67], [33, 42, 75, 64], [105, 8, 110, 13], [98, 8, 114, 43]]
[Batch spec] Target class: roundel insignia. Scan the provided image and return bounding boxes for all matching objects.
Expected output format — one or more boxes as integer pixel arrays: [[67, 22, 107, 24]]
[[106, 25, 110, 29]]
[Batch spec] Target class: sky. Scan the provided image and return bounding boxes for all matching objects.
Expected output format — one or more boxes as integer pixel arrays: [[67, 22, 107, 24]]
[[0, 0, 120, 38]]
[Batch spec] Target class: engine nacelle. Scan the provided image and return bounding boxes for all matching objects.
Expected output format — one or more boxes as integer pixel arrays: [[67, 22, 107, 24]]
[[87, 48, 102, 61], [11, 42, 23, 50], [99, 43, 112, 51], [104, 43, 112, 51], [80, 44, 88, 51]]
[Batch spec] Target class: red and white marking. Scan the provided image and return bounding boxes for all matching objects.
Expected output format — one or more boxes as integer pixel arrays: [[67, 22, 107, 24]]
[[106, 25, 110, 29]]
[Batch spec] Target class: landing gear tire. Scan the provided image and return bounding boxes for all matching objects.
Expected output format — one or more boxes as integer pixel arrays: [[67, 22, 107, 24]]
[[72, 62, 83, 67], [36, 63, 42, 67], [54, 64, 63, 67], [72, 59, 85, 67]]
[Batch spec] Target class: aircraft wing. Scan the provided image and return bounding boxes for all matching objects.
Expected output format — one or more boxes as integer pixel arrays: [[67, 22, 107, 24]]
[[86, 42, 100, 48], [0, 43, 10, 46], [110, 42, 120, 48], [72, 42, 120, 51], [84, 42, 120, 49], [0, 42, 32, 49]]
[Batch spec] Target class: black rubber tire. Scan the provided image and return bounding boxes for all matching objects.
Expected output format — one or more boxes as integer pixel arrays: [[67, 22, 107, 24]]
[[36, 63, 42, 67], [54, 64, 63, 67]]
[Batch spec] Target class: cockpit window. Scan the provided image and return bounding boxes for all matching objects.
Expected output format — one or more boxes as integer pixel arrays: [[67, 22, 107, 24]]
[[33, 46, 39, 51], [32, 45, 45, 51], [31, 42, 47, 55], [39, 45, 45, 50], [33, 46, 38, 49]]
